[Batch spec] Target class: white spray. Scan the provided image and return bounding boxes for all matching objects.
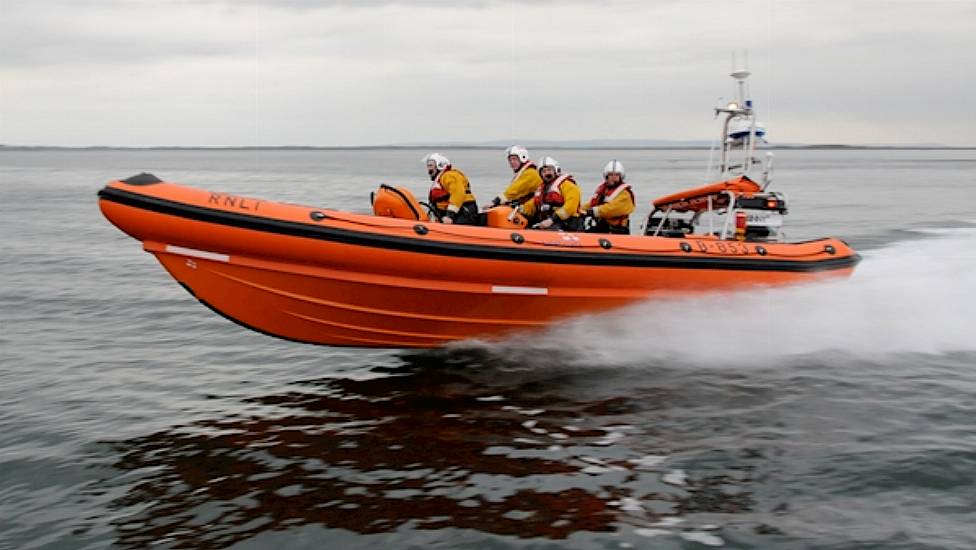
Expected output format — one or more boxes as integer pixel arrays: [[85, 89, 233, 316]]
[[492, 230, 976, 368]]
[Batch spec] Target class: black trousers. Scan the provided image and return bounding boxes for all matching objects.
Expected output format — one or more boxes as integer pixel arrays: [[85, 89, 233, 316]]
[[523, 216, 579, 231], [554, 217, 582, 232], [586, 219, 630, 234], [527, 216, 582, 231], [436, 201, 480, 225]]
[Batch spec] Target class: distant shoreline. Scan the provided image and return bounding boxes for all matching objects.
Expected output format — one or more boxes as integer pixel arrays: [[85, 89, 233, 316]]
[[2, 144, 974, 151]]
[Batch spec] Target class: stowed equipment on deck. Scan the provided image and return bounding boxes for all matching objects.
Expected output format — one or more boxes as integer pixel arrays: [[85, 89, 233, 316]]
[[644, 60, 787, 243], [371, 183, 528, 229]]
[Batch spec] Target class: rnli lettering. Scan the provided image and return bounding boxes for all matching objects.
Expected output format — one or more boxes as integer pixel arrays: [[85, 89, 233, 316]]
[[208, 193, 262, 211]]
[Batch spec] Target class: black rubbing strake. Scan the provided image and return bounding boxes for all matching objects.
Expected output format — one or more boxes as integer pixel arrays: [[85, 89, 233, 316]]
[[97, 186, 861, 272]]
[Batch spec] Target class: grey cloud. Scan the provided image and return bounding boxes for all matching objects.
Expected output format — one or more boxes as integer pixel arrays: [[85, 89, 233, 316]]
[[2, 5, 237, 67], [2, 0, 974, 146]]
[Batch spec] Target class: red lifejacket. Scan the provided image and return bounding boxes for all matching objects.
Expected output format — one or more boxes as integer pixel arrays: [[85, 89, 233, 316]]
[[428, 167, 453, 204], [533, 174, 573, 209], [589, 181, 634, 208], [428, 181, 450, 203], [589, 181, 635, 226]]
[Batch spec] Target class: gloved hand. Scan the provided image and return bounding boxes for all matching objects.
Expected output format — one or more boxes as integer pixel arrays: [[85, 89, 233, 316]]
[[490, 196, 503, 208], [536, 217, 554, 229], [441, 214, 454, 224]]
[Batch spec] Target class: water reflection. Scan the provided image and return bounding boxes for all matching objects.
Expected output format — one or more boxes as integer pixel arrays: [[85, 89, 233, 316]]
[[104, 350, 763, 548]]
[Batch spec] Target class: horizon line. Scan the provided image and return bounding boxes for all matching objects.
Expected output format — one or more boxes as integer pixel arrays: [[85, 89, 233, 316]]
[[3, 144, 975, 151]]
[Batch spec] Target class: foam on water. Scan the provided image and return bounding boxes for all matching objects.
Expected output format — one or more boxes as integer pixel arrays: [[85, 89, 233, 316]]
[[503, 229, 976, 367]]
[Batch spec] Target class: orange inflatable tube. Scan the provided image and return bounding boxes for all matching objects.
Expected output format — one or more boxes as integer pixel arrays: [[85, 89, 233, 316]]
[[98, 173, 860, 348]]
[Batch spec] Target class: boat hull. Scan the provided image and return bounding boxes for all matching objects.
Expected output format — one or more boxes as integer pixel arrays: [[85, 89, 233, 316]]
[[98, 177, 859, 348]]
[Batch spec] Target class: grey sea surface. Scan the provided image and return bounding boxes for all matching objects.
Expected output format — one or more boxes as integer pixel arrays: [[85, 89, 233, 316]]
[[2, 148, 976, 549]]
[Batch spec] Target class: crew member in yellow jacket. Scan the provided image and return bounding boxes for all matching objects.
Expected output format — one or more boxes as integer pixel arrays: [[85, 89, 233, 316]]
[[487, 145, 543, 208], [518, 156, 582, 231], [583, 160, 635, 234], [423, 153, 479, 224]]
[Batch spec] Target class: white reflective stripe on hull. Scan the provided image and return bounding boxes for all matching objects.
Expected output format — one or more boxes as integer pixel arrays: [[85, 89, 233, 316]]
[[491, 285, 548, 295], [164, 245, 230, 263]]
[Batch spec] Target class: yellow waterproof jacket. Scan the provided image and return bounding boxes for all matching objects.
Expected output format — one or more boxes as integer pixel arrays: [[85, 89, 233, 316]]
[[501, 162, 542, 203], [429, 168, 477, 213], [519, 175, 582, 222], [588, 182, 635, 227]]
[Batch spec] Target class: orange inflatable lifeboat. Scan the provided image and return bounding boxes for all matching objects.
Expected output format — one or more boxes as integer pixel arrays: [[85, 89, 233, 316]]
[[96, 68, 859, 348], [97, 172, 859, 348]]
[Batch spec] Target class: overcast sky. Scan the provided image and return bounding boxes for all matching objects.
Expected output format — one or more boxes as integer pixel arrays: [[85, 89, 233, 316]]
[[1, 0, 974, 147]]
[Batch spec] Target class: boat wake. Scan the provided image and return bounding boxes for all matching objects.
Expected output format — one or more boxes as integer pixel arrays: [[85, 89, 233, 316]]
[[477, 228, 976, 367]]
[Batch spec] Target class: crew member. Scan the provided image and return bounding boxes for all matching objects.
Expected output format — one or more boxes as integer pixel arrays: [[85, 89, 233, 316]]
[[423, 153, 478, 224], [486, 145, 542, 209], [518, 156, 582, 231], [584, 160, 635, 234]]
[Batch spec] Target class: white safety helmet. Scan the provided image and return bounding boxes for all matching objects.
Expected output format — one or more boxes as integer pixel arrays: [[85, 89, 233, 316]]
[[603, 159, 625, 180], [422, 152, 451, 172], [538, 156, 561, 174], [505, 145, 530, 164]]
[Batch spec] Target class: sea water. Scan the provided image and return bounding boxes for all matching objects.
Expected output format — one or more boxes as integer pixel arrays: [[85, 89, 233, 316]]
[[2, 148, 975, 549]]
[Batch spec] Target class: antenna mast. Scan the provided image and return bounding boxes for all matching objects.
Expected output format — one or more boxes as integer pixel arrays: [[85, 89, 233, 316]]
[[713, 50, 768, 184]]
